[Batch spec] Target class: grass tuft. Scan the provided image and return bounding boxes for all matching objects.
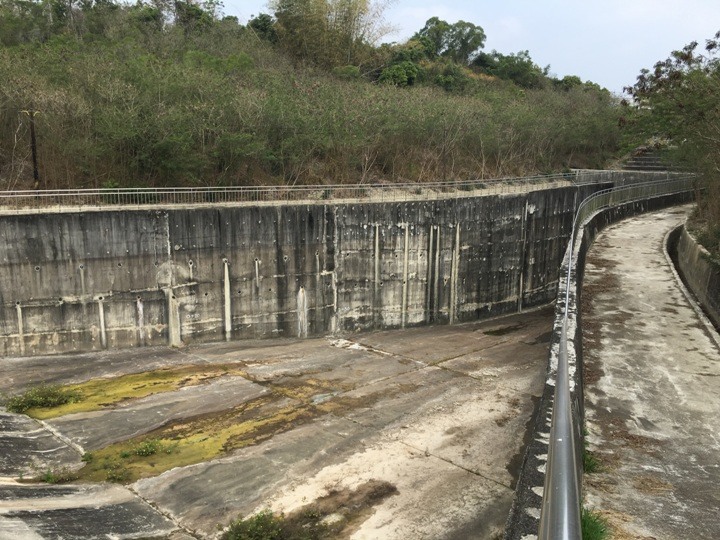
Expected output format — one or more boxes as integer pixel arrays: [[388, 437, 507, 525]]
[[583, 449, 601, 473], [581, 508, 609, 540], [133, 439, 162, 457]]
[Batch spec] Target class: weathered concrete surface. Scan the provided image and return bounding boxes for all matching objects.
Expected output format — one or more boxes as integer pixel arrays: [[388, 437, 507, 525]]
[[0, 403, 182, 538], [0, 308, 552, 539], [0, 483, 179, 539], [583, 206, 720, 539], [132, 310, 551, 539], [0, 411, 80, 478]]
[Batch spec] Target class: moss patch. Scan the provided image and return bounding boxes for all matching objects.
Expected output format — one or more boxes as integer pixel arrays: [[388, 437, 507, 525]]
[[75, 393, 322, 483], [25, 364, 246, 419], [20, 363, 423, 485], [73, 379, 422, 484]]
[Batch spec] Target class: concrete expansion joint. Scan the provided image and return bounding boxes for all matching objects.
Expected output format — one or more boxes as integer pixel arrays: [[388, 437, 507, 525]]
[[127, 485, 201, 539], [34, 418, 85, 456], [344, 339, 417, 364], [397, 439, 513, 491]]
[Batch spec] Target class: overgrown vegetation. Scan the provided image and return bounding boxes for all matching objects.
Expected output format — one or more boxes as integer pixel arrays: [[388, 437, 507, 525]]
[[222, 509, 325, 540], [84, 438, 178, 482], [688, 207, 720, 263], [75, 396, 319, 483], [4, 384, 81, 413], [623, 30, 720, 255], [4, 366, 360, 484], [0, 0, 620, 190]]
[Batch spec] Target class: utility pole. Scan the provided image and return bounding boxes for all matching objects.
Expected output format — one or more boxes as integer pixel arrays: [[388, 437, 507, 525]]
[[22, 109, 41, 190]]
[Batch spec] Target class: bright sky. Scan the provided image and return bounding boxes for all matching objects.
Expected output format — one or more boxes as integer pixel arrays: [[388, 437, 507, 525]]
[[223, 0, 720, 95]]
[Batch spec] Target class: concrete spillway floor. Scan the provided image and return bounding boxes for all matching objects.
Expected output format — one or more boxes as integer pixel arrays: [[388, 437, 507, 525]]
[[0, 308, 553, 539], [582, 206, 720, 539]]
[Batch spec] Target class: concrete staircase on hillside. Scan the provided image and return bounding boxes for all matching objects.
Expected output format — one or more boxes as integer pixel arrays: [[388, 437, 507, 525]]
[[623, 150, 669, 171]]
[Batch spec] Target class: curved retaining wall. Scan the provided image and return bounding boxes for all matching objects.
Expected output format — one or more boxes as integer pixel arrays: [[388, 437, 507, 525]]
[[0, 185, 606, 356], [504, 191, 694, 539], [668, 225, 720, 330]]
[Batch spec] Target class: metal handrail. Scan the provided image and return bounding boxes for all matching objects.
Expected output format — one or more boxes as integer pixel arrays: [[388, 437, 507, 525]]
[[0, 170, 683, 210], [538, 174, 696, 539]]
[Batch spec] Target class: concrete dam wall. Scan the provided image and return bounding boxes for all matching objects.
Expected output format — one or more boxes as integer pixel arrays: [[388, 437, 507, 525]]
[[0, 184, 604, 356]]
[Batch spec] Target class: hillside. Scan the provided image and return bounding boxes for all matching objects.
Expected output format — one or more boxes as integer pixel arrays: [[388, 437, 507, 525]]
[[0, 1, 621, 189]]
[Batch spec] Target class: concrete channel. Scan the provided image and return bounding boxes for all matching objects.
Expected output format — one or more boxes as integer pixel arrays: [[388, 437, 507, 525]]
[[0, 307, 553, 539]]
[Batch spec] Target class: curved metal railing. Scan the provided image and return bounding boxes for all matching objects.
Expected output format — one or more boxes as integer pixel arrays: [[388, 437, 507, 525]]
[[538, 174, 696, 539], [0, 170, 682, 211]]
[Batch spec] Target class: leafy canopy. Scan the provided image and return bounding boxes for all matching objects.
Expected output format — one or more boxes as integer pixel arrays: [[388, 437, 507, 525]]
[[412, 17, 486, 65], [624, 30, 720, 231]]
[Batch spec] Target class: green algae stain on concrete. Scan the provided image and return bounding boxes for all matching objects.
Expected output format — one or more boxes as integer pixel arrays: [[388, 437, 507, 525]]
[[23, 364, 247, 419], [15, 364, 425, 484], [77, 395, 321, 483]]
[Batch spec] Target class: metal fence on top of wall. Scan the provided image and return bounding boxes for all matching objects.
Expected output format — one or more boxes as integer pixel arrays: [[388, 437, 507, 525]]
[[0, 170, 685, 211]]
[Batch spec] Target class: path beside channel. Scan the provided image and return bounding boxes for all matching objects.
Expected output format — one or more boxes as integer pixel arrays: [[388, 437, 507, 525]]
[[582, 206, 720, 539]]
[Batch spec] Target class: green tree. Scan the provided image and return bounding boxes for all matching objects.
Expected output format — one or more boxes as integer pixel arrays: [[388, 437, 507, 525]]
[[625, 31, 720, 226], [248, 13, 277, 42], [270, 0, 390, 67], [554, 74, 582, 91], [378, 61, 421, 86], [412, 17, 485, 64], [473, 50, 548, 89]]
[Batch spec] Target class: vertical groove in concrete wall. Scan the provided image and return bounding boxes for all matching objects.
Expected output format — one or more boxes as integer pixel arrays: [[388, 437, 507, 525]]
[[15, 303, 24, 355], [433, 226, 441, 323], [98, 299, 107, 349], [223, 259, 231, 341], [136, 297, 145, 346], [401, 223, 410, 328], [450, 223, 461, 324], [0, 184, 613, 356]]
